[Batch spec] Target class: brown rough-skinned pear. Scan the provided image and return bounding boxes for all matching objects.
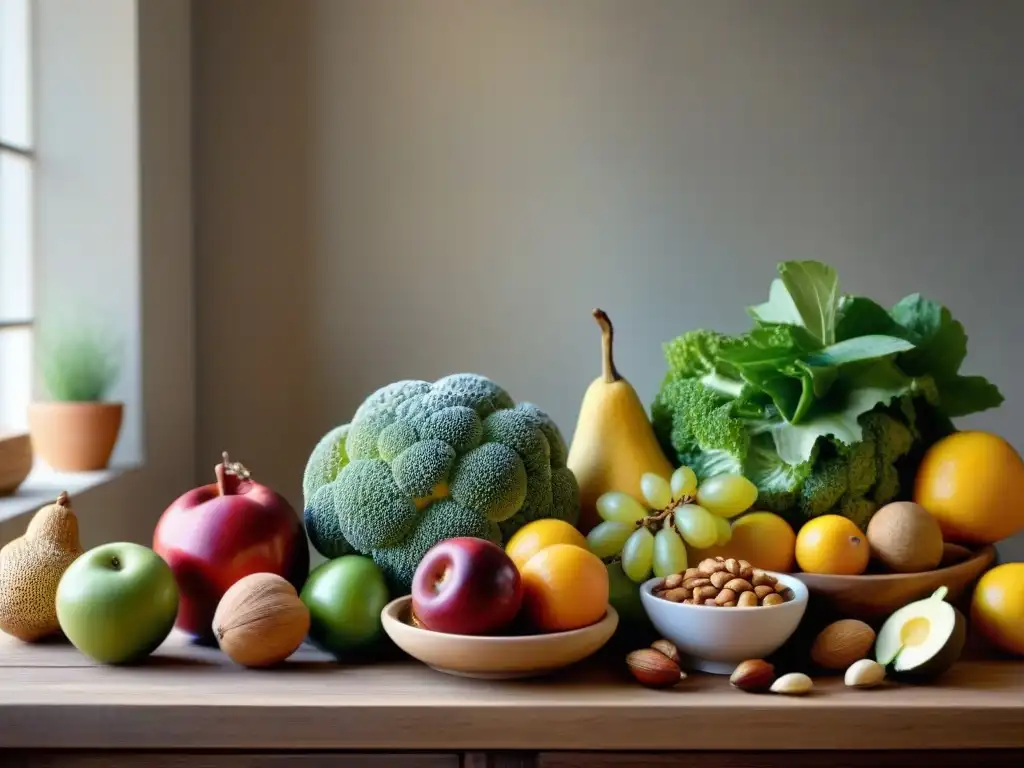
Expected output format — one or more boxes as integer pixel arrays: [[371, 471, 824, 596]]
[[567, 309, 675, 534], [0, 492, 84, 641]]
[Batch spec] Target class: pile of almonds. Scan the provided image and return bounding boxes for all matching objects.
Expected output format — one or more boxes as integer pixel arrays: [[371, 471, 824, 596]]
[[651, 557, 794, 607]]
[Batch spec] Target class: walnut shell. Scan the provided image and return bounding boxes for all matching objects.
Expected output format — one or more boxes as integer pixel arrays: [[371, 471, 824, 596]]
[[213, 573, 310, 668]]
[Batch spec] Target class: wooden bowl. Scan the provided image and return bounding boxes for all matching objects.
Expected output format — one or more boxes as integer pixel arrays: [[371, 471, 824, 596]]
[[792, 543, 996, 624], [0, 433, 33, 497], [380, 595, 618, 679]]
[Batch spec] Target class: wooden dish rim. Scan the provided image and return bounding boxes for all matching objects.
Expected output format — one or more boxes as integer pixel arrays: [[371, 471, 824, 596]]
[[381, 594, 619, 644], [789, 544, 996, 583]]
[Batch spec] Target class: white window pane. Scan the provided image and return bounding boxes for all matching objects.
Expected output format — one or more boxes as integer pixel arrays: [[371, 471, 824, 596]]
[[0, 0, 31, 148], [0, 149, 32, 321], [0, 326, 31, 434]]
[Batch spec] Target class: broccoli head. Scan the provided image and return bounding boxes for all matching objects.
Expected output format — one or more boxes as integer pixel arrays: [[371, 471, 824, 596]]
[[302, 373, 579, 592]]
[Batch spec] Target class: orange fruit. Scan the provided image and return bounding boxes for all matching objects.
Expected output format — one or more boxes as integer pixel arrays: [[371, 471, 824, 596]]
[[504, 518, 588, 571], [971, 563, 1024, 656], [794, 515, 870, 575], [689, 511, 796, 572], [914, 431, 1024, 546], [519, 543, 609, 632]]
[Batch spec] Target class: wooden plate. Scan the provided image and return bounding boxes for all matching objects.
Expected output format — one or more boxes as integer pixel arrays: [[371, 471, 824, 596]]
[[380, 595, 618, 679], [792, 543, 996, 622]]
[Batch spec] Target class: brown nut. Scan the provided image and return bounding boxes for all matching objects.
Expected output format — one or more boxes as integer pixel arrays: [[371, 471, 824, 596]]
[[724, 578, 753, 593], [715, 588, 737, 605], [692, 585, 720, 603], [725, 558, 742, 575], [739, 566, 754, 582], [737, 591, 759, 607], [754, 585, 776, 599], [650, 638, 681, 665], [730, 659, 775, 692], [704, 598, 718, 606], [709, 571, 733, 589], [775, 582, 790, 594], [683, 577, 712, 590], [683, 567, 701, 580], [663, 587, 692, 602], [751, 569, 773, 587], [722, 601, 736, 607], [697, 558, 723, 575], [715, 556, 726, 562], [762, 593, 785, 607], [664, 573, 683, 589], [626, 649, 686, 688]]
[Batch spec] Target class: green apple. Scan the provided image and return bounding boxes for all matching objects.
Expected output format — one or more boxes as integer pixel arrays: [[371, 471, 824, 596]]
[[56, 542, 179, 665], [300, 555, 389, 656]]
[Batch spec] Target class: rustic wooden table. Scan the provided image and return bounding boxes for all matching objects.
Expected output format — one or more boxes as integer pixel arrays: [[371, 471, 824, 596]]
[[0, 631, 1021, 767]]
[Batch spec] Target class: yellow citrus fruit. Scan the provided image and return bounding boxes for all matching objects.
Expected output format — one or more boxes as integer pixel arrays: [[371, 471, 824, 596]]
[[795, 515, 870, 575], [520, 543, 609, 632], [915, 431, 1024, 546], [971, 563, 1024, 656], [504, 518, 588, 571], [690, 512, 796, 572]]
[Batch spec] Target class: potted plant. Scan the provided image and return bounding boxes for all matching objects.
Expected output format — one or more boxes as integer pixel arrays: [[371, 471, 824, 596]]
[[27, 325, 123, 472]]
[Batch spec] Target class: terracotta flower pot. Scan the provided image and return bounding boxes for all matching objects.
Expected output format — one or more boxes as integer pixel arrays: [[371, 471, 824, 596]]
[[28, 402, 124, 472]]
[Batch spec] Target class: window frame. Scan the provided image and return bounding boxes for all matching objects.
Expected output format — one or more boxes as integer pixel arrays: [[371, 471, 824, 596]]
[[1, 0, 35, 437]]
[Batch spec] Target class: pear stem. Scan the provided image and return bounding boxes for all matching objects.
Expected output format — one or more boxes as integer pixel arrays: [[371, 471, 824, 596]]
[[592, 308, 621, 383], [56, 491, 70, 507]]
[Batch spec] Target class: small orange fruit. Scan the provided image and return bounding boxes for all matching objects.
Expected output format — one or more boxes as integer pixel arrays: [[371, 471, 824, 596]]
[[504, 518, 588, 571], [795, 515, 870, 575], [971, 563, 1024, 656], [724, 512, 796, 572], [519, 543, 609, 632], [915, 431, 1024, 546]]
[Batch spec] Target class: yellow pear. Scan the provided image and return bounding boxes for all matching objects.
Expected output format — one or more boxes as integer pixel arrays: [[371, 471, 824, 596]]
[[567, 309, 675, 533], [0, 491, 84, 641]]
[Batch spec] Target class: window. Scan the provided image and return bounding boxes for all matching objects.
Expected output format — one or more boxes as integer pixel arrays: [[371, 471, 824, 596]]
[[0, 0, 33, 435]]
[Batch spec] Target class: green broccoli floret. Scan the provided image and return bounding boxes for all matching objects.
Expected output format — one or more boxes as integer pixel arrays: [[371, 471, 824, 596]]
[[651, 376, 748, 479], [302, 373, 579, 592], [302, 424, 353, 557]]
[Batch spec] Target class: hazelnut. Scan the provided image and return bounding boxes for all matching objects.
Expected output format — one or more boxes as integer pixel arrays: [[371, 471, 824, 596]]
[[730, 659, 775, 692], [626, 648, 687, 689], [650, 638, 681, 665]]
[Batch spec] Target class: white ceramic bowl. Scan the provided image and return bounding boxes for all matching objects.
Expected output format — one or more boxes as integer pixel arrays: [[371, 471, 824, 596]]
[[639, 571, 808, 675]]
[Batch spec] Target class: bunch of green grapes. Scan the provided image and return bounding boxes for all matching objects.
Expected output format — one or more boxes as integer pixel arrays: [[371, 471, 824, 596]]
[[587, 468, 758, 584]]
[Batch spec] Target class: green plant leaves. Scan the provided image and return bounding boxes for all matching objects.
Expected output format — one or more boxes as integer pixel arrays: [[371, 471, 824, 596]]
[[749, 261, 839, 345], [808, 335, 916, 366]]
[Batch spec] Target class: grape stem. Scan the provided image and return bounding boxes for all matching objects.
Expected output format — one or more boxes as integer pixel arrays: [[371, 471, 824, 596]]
[[636, 495, 695, 532]]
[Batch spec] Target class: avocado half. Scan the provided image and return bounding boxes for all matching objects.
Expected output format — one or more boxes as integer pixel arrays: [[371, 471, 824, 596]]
[[874, 586, 966, 681]]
